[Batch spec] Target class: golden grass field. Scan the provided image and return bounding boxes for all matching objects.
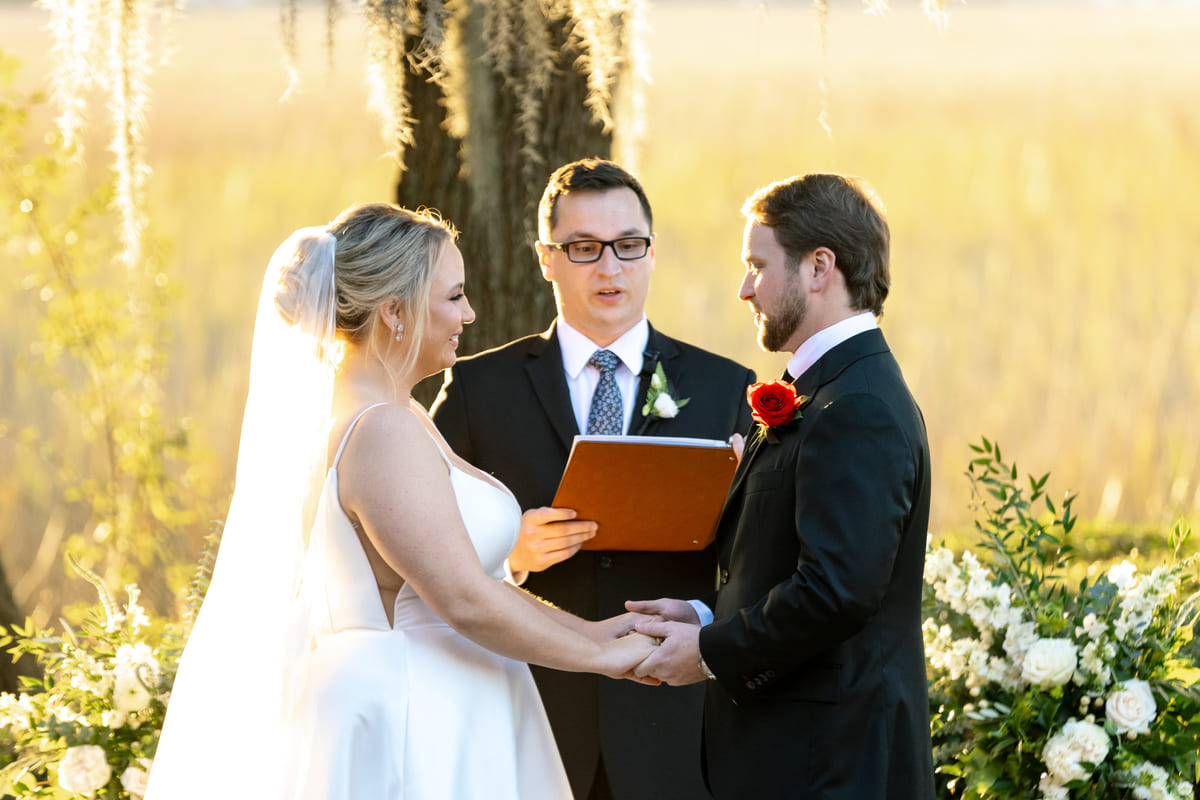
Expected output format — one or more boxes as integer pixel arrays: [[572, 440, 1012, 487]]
[[2, 1, 1199, 613]]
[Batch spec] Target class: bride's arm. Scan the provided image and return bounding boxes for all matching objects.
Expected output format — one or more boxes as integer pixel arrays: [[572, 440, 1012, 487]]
[[504, 582, 649, 643], [337, 405, 654, 677]]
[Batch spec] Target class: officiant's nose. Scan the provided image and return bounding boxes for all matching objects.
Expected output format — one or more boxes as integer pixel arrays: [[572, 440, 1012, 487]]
[[595, 249, 623, 276]]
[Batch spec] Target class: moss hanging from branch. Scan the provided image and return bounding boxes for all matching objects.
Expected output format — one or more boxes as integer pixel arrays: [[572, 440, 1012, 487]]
[[39, 0, 172, 271]]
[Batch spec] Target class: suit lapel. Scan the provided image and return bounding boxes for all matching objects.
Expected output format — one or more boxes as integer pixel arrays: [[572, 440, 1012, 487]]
[[630, 324, 680, 436], [713, 328, 892, 538], [796, 327, 890, 401], [523, 323, 580, 452], [720, 426, 767, 505]]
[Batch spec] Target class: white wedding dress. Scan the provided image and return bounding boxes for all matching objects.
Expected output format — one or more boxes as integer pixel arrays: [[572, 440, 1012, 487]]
[[281, 403, 571, 799]]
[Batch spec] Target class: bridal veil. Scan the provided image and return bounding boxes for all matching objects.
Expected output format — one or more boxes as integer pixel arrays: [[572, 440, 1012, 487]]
[[145, 227, 340, 798]]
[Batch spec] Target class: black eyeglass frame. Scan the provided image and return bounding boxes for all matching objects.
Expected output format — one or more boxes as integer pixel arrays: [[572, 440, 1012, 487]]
[[540, 236, 653, 264]]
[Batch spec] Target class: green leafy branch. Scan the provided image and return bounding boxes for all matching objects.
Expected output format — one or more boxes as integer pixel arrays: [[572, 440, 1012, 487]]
[[966, 437, 1077, 618]]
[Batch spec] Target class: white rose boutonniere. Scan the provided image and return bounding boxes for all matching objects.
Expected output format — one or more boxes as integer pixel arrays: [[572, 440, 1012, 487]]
[[58, 744, 113, 795], [1021, 637, 1078, 689], [642, 362, 688, 419], [1105, 678, 1157, 735]]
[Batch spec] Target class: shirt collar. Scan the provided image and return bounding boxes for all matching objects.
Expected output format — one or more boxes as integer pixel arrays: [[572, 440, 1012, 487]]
[[557, 316, 650, 379], [786, 311, 877, 380]]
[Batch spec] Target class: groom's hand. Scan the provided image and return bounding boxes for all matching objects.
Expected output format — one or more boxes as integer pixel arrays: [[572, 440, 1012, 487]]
[[510, 507, 598, 576], [591, 611, 657, 642], [632, 620, 706, 686], [624, 597, 699, 625]]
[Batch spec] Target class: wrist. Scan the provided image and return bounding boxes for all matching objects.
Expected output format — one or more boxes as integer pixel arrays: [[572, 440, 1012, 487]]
[[698, 653, 717, 681]]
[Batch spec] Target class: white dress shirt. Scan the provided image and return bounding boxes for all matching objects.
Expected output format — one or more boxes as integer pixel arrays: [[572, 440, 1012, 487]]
[[688, 311, 879, 627], [556, 316, 650, 435]]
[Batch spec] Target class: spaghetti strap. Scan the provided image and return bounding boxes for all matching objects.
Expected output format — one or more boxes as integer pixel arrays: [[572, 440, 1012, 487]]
[[420, 424, 455, 469], [332, 402, 389, 469]]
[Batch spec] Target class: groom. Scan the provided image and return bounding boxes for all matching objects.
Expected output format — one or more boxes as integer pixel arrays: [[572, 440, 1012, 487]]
[[630, 173, 935, 799], [431, 158, 755, 800]]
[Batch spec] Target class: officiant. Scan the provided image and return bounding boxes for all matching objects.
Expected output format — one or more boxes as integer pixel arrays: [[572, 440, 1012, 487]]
[[431, 158, 754, 800]]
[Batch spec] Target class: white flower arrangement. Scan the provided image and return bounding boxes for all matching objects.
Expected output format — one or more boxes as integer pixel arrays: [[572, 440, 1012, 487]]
[[0, 560, 185, 799], [926, 440, 1200, 800]]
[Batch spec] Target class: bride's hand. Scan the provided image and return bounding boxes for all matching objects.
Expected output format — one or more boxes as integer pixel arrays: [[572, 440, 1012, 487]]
[[587, 611, 656, 642], [600, 632, 661, 685]]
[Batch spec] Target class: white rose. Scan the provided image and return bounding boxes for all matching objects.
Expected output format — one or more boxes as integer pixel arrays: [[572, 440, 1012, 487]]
[[112, 647, 161, 714], [1022, 638, 1077, 689], [652, 393, 679, 418], [1106, 678, 1157, 735], [113, 669, 153, 713], [58, 744, 112, 795], [1108, 560, 1138, 590], [1042, 718, 1110, 784], [1038, 772, 1068, 800], [120, 758, 152, 799]]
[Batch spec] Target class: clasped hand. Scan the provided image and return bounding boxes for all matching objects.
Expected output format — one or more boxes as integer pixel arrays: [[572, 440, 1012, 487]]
[[598, 598, 709, 686]]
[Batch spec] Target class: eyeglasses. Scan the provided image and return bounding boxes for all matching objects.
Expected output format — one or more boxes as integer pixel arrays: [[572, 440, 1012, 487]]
[[542, 236, 652, 264]]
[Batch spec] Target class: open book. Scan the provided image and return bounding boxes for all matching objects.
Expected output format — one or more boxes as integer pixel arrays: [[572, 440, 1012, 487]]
[[551, 435, 738, 551]]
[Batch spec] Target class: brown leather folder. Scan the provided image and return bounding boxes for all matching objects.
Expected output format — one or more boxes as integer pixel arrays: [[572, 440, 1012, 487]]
[[551, 435, 738, 551]]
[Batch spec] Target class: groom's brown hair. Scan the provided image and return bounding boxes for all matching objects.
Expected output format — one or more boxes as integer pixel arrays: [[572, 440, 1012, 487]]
[[743, 173, 890, 317]]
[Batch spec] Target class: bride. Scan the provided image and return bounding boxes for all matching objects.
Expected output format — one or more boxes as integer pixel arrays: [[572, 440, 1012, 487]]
[[144, 203, 657, 799]]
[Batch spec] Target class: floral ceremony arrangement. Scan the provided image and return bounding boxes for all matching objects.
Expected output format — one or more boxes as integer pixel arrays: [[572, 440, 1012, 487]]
[[925, 439, 1200, 799], [0, 549, 213, 799]]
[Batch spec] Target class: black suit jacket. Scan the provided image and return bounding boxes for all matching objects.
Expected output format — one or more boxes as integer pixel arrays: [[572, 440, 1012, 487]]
[[431, 321, 755, 800], [698, 328, 935, 800]]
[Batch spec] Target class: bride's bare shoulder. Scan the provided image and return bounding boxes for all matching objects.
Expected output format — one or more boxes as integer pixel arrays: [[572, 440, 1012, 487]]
[[338, 402, 441, 467]]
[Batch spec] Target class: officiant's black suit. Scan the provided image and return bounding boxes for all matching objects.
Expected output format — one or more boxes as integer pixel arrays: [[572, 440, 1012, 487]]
[[431, 320, 754, 800], [698, 328, 935, 800]]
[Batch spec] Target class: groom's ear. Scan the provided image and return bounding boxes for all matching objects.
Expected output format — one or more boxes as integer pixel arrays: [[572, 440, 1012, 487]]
[[808, 247, 838, 292]]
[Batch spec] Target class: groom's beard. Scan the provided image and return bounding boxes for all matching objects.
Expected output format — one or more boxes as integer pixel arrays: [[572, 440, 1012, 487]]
[[759, 282, 807, 353]]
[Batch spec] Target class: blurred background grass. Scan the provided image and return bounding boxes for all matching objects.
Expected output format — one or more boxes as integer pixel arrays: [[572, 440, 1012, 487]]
[[2, 1, 1198, 620]]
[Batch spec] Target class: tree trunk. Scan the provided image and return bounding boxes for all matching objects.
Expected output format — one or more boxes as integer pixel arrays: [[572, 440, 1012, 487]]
[[0, 555, 36, 693], [398, 5, 614, 405]]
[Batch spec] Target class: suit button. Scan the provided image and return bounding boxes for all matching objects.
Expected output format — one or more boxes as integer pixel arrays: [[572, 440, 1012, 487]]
[[720, 568, 730, 585], [745, 680, 755, 690], [599, 556, 613, 569]]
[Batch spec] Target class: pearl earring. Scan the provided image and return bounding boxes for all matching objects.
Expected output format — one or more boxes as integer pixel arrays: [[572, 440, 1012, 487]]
[[394, 322, 404, 342]]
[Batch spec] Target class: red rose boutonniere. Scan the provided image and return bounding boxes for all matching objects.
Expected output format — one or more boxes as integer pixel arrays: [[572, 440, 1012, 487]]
[[747, 380, 807, 436]]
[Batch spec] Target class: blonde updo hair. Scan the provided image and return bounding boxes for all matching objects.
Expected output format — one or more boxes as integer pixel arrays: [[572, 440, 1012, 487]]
[[326, 202, 458, 373]]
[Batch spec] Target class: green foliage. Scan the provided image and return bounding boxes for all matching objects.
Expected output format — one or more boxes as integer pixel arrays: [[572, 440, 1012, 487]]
[[926, 440, 1200, 799], [0, 506, 222, 797], [1, 52, 216, 605], [0, 570, 182, 798]]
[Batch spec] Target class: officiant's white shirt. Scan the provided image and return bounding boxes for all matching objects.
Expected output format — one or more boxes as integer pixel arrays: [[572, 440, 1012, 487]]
[[557, 316, 650, 435], [689, 311, 877, 626]]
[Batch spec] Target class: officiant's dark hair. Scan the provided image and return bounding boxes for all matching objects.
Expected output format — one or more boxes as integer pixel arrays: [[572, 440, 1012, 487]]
[[537, 158, 654, 242], [742, 173, 890, 316]]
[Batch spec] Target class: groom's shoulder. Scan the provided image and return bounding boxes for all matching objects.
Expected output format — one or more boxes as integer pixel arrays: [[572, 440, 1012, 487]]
[[451, 330, 552, 375], [656, 330, 753, 381]]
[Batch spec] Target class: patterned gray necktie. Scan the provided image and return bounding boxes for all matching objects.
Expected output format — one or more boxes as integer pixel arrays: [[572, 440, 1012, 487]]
[[585, 349, 623, 435]]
